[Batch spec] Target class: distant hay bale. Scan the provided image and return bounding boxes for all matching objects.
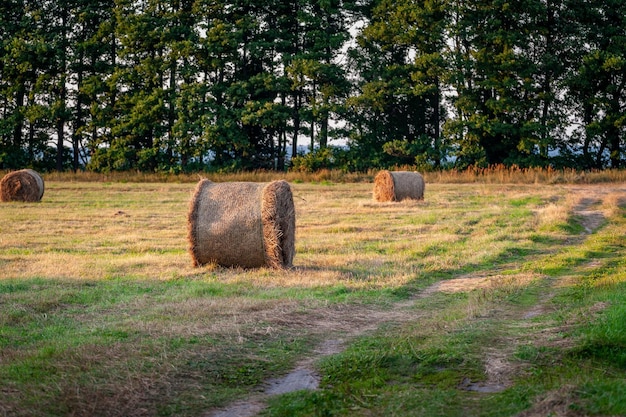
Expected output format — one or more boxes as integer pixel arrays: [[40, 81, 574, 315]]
[[187, 179, 296, 269], [373, 170, 425, 202], [0, 169, 45, 202]]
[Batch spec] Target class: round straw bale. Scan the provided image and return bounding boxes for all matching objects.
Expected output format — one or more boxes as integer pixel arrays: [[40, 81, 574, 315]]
[[373, 170, 424, 202], [0, 169, 45, 202], [187, 179, 296, 268]]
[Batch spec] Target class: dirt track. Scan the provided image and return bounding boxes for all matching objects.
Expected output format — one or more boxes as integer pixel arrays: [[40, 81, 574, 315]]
[[206, 184, 625, 417]]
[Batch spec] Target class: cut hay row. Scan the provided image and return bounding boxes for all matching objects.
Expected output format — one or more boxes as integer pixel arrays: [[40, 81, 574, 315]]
[[187, 179, 296, 269], [373, 170, 425, 202], [0, 169, 45, 202]]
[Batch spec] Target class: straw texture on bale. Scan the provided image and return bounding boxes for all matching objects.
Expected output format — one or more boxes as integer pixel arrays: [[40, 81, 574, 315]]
[[0, 169, 45, 202], [373, 170, 425, 202], [187, 179, 296, 268]]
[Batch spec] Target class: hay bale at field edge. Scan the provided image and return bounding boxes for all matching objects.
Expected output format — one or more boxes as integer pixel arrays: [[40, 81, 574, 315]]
[[187, 179, 296, 268], [0, 169, 45, 202], [373, 170, 425, 202]]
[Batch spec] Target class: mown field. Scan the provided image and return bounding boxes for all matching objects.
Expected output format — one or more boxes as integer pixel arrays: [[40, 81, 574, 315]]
[[1, 174, 625, 417]]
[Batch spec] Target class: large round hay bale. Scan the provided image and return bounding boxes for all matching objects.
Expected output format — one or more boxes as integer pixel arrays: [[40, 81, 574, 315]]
[[187, 179, 296, 268], [0, 169, 45, 202], [373, 170, 424, 202]]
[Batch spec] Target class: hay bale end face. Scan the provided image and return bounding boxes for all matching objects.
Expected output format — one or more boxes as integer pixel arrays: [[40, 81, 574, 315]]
[[0, 169, 45, 202], [373, 170, 425, 202], [187, 179, 296, 269]]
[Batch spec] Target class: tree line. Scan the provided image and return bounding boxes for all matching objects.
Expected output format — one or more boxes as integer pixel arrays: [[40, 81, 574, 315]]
[[0, 0, 624, 173]]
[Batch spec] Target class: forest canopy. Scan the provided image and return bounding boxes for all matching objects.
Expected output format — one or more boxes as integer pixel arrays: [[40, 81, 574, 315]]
[[0, 0, 624, 172]]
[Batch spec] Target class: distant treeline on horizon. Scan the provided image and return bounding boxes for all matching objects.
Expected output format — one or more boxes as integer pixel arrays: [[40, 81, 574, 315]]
[[0, 0, 624, 173]]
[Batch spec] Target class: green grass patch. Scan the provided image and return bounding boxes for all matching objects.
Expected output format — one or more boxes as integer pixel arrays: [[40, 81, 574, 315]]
[[1, 181, 624, 416]]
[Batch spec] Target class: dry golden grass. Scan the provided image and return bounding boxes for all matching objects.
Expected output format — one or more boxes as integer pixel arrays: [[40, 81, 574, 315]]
[[7, 165, 624, 186], [2, 181, 622, 288], [1, 178, 626, 417], [0, 182, 196, 280]]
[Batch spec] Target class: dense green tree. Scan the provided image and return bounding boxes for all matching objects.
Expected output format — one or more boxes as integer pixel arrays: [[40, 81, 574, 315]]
[[346, 0, 447, 169], [194, 0, 254, 170], [231, 0, 285, 169], [100, 0, 168, 171], [447, 0, 546, 167], [0, 0, 50, 169], [301, 0, 351, 150], [73, 0, 117, 171], [163, 0, 197, 171], [1, 0, 624, 172], [274, 0, 308, 160], [565, 0, 625, 168], [46, 0, 73, 171]]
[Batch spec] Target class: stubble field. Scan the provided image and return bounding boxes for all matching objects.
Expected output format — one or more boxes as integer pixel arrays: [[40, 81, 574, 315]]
[[1, 176, 625, 417]]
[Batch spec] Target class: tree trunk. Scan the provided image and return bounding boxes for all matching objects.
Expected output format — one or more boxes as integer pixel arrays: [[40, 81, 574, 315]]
[[73, 49, 84, 172], [56, 10, 68, 172], [291, 90, 301, 158], [13, 81, 25, 147], [433, 77, 441, 167]]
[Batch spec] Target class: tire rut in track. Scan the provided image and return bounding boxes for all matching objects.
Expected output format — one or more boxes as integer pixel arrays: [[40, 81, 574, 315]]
[[204, 302, 429, 417], [457, 188, 615, 397]]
